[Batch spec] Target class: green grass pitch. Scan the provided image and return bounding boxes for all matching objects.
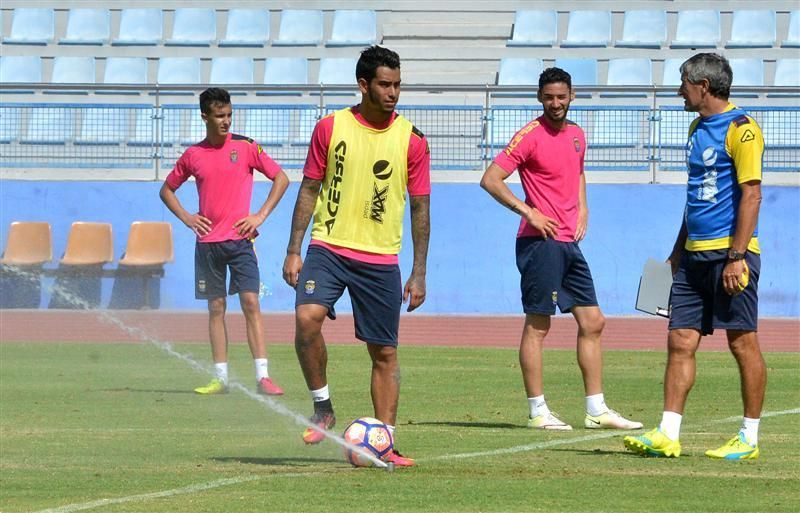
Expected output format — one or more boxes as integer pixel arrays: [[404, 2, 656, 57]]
[[1, 341, 798, 512]]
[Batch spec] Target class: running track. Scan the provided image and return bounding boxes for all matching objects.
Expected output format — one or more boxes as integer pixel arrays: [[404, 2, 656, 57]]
[[0, 310, 797, 351]]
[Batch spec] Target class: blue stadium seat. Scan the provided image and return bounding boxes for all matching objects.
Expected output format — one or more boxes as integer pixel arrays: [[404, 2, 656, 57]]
[[769, 59, 800, 97], [5, 8, 54, 45], [671, 10, 720, 48], [562, 11, 610, 48], [166, 8, 216, 46], [615, 10, 666, 48], [75, 108, 127, 145], [209, 57, 254, 88], [103, 57, 148, 85], [21, 108, 75, 145], [603, 58, 652, 97], [506, 10, 557, 47], [554, 58, 597, 96], [48, 57, 95, 94], [219, 9, 270, 47], [273, 10, 323, 46], [259, 58, 308, 96], [113, 9, 163, 46], [0, 56, 42, 92], [0, 107, 21, 144], [243, 108, 291, 146], [782, 11, 800, 47], [661, 58, 684, 87], [729, 58, 763, 97], [726, 10, 776, 48], [590, 108, 648, 148], [497, 58, 543, 86], [327, 10, 377, 46], [156, 58, 201, 93], [318, 58, 357, 85], [291, 108, 319, 146], [60, 9, 110, 45]]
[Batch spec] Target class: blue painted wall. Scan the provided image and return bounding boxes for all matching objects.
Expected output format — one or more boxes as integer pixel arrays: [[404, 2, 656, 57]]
[[1, 181, 798, 316]]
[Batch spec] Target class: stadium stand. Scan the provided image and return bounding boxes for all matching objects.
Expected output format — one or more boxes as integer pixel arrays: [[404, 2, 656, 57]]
[[166, 8, 216, 46], [562, 10, 611, 48], [47, 57, 95, 93], [671, 10, 720, 48], [209, 57, 254, 88], [273, 10, 323, 46], [497, 58, 543, 86], [318, 58, 358, 85], [773, 58, 800, 87], [554, 58, 597, 98], [5, 8, 54, 45], [0, 106, 21, 144], [661, 58, 684, 86], [113, 9, 163, 46], [506, 10, 557, 47], [0, 222, 52, 266], [604, 58, 652, 96], [219, 9, 270, 47], [75, 108, 127, 145], [729, 58, 764, 97], [243, 107, 291, 146], [615, 10, 667, 48], [20, 108, 74, 145], [59, 222, 114, 266], [156, 57, 201, 92], [327, 10, 377, 46], [103, 57, 148, 86], [0, 56, 42, 92], [726, 10, 776, 48], [783, 11, 800, 47], [262, 57, 308, 87], [60, 9, 110, 45]]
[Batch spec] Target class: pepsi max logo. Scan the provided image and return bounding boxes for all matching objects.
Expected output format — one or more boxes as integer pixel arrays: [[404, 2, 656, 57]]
[[372, 160, 392, 180]]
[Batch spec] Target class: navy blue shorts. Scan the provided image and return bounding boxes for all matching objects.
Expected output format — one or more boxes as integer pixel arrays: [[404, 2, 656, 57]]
[[195, 239, 260, 299], [515, 237, 598, 315], [296, 245, 402, 346], [669, 249, 760, 335]]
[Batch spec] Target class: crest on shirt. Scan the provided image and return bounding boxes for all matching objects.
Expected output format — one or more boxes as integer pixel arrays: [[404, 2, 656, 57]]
[[229, 150, 238, 163], [573, 137, 581, 152]]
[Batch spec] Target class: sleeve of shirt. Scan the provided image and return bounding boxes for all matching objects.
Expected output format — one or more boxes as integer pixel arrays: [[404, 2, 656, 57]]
[[302, 115, 333, 181], [249, 141, 281, 180], [407, 130, 431, 196], [492, 128, 533, 174], [165, 150, 192, 190], [726, 116, 764, 183]]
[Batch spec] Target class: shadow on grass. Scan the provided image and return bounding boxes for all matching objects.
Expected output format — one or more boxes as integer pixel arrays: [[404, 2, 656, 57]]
[[212, 456, 343, 466], [407, 420, 524, 429], [102, 387, 195, 394], [550, 447, 632, 456]]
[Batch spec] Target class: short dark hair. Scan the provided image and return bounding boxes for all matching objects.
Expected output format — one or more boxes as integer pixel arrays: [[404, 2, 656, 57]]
[[538, 67, 572, 90], [680, 53, 732, 100], [356, 45, 401, 83], [199, 87, 231, 114]]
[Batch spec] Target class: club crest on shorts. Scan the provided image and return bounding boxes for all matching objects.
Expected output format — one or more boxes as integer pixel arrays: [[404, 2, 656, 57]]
[[229, 150, 238, 163], [551, 290, 558, 305], [304, 280, 316, 295], [198, 280, 206, 292]]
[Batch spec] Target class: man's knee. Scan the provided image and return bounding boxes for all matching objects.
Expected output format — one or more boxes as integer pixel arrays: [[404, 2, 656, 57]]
[[208, 297, 226, 317], [668, 329, 700, 357]]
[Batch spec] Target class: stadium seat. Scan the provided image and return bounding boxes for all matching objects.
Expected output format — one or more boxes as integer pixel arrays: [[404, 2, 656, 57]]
[[113, 9, 163, 46], [219, 9, 269, 47], [60, 9, 110, 45], [554, 58, 597, 96], [47, 57, 95, 94], [102, 57, 148, 86], [182, 113, 207, 146], [243, 108, 291, 146], [260, 57, 308, 95], [671, 10, 720, 48], [603, 59, 652, 97], [0, 56, 42, 93], [0, 107, 21, 144], [5, 8, 54, 45], [75, 108, 127, 145], [326, 10, 377, 46], [497, 58, 543, 86], [615, 10, 666, 48], [0, 222, 52, 266], [166, 8, 216, 46], [59, 222, 114, 266], [273, 10, 323, 46], [291, 108, 319, 146], [769, 59, 800, 97], [156, 58, 201, 94], [209, 57, 254, 88], [129, 107, 180, 147], [726, 10, 776, 48], [318, 58, 358, 85], [561, 11, 610, 47], [782, 11, 800, 47], [590, 108, 648, 147], [661, 58, 685, 87], [506, 10, 557, 47], [118, 221, 174, 309], [728, 58, 763, 98], [21, 108, 75, 145]]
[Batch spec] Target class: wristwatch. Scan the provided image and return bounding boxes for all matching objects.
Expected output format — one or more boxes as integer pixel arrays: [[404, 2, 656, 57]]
[[727, 249, 746, 261]]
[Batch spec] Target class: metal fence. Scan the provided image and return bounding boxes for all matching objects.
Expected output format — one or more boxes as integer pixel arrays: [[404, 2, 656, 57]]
[[1, 84, 798, 180]]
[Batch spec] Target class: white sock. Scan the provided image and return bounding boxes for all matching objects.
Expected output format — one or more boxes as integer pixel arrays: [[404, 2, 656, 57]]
[[528, 395, 549, 418], [310, 385, 330, 402], [659, 411, 682, 441], [386, 424, 396, 439], [214, 362, 228, 384], [740, 417, 760, 446], [585, 393, 608, 416], [254, 358, 269, 380]]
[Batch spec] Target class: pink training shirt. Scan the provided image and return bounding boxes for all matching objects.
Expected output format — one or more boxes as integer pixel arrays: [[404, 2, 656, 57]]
[[492, 116, 586, 242], [166, 132, 282, 243], [304, 106, 431, 264]]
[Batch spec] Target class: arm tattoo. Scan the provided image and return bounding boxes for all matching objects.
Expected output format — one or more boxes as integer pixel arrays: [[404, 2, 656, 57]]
[[287, 177, 322, 255], [409, 195, 430, 275]]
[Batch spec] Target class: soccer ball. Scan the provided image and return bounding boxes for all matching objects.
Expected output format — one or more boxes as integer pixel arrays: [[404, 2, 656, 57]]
[[342, 417, 393, 467]]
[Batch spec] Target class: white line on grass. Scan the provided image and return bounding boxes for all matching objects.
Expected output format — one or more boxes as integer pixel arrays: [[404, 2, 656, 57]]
[[422, 407, 800, 462], [34, 408, 799, 512]]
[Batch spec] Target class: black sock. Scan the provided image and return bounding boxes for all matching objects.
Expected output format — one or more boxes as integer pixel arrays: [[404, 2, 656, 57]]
[[314, 398, 333, 414]]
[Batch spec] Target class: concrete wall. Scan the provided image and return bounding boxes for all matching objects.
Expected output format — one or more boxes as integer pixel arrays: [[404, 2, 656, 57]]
[[1, 180, 798, 317]]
